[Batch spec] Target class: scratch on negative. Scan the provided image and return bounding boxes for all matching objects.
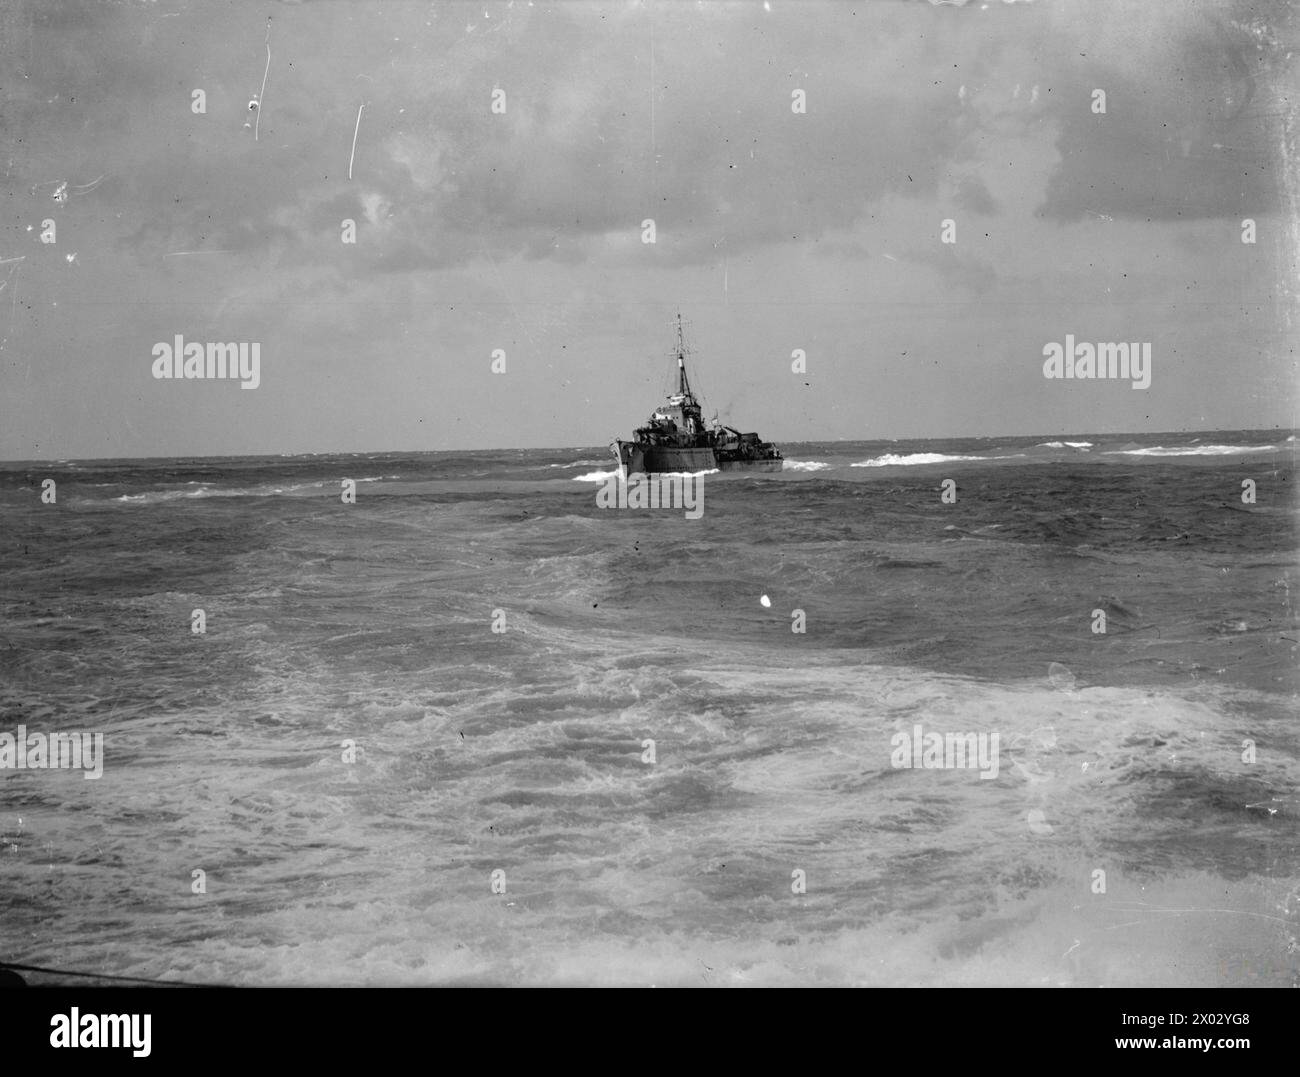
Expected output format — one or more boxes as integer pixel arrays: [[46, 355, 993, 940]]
[[349, 103, 365, 180], [0, 260, 20, 351], [255, 23, 271, 142], [1103, 902, 1290, 928]]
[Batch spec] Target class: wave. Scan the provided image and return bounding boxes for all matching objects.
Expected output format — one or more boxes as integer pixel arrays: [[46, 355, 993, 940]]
[[851, 452, 1025, 467], [783, 460, 832, 471], [538, 459, 610, 470], [116, 488, 234, 503], [572, 468, 721, 482], [1106, 444, 1278, 457], [114, 476, 392, 502], [1037, 441, 1093, 449]]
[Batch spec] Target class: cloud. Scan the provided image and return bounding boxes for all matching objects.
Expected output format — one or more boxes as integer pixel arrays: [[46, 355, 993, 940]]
[[1035, 0, 1294, 221], [11, 0, 1291, 283]]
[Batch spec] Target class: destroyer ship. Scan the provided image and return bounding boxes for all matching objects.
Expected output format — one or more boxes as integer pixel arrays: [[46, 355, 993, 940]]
[[612, 316, 783, 476]]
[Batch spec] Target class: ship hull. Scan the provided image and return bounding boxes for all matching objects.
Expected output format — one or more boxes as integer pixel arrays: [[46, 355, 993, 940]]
[[613, 441, 782, 475], [716, 458, 784, 473], [614, 442, 716, 475]]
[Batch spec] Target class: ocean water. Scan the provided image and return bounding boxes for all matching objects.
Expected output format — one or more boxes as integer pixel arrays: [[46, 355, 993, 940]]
[[1, 430, 1297, 986]]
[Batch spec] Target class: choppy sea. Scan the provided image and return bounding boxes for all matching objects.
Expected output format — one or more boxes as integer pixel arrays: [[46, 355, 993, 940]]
[[1, 430, 1297, 986]]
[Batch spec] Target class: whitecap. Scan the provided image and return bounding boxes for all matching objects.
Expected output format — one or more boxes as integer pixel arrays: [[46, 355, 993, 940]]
[[851, 452, 1024, 467], [1106, 444, 1277, 457], [542, 459, 609, 469]]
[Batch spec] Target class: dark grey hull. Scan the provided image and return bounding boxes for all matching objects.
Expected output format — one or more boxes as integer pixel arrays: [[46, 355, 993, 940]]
[[613, 441, 782, 475], [716, 458, 784, 473]]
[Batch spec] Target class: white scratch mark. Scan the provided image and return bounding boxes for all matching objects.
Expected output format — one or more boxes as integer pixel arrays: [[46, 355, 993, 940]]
[[32, 176, 106, 203], [1104, 902, 1290, 927], [0, 260, 20, 354], [349, 102, 366, 181], [255, 23, 271, 142]]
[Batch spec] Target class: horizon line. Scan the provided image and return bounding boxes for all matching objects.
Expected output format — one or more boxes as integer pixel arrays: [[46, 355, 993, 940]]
[[1, 425, 1295, 466]]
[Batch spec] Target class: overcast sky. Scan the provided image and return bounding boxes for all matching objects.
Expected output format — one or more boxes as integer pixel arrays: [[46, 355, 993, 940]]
[[0, 0, 1295, 459]]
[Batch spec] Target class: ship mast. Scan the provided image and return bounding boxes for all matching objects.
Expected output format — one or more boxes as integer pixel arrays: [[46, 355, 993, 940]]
[[675, 311, 694, 400]]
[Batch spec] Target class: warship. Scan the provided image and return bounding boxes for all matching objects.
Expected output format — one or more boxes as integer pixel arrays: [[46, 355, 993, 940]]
[[612, 316, 784, 476]]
